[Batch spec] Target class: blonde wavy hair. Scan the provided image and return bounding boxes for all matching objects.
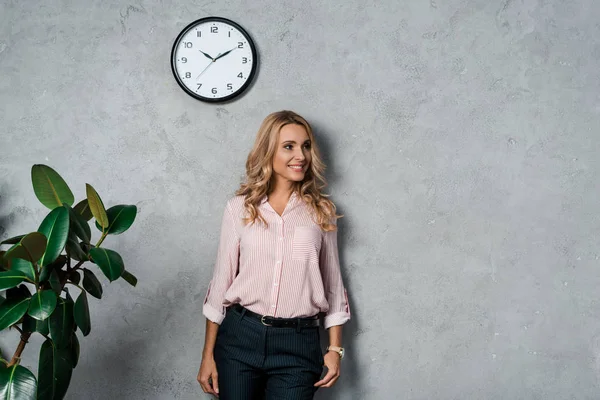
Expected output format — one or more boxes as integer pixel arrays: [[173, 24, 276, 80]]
[[235, 110, 341, 232]]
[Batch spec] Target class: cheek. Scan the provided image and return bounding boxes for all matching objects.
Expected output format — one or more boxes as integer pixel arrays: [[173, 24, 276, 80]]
[[274, 152, 287, 170]]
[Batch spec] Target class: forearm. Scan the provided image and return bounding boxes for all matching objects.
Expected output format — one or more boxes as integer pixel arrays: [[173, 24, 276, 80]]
[[327, 325, 343, 347], [202, 319, 219, 357]]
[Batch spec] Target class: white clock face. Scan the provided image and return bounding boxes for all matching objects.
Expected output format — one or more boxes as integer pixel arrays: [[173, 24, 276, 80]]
[[171, 18, 257, 102]]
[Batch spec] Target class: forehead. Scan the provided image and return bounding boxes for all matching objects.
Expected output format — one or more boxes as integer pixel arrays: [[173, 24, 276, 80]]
[[278, 124, 309, 142]]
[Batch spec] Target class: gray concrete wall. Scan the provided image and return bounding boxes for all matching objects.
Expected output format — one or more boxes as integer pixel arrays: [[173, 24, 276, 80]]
[[1, 0, 600, 399]]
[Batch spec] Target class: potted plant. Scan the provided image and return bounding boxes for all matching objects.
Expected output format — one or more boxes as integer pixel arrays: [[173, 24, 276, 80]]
[[0, 164, 138, 399]]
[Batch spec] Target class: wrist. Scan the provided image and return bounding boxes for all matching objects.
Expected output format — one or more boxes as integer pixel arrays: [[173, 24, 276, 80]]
[[326, 345, 345, 359]]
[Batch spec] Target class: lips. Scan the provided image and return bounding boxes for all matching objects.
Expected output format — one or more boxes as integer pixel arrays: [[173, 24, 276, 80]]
[[288, 164, 305, 171]]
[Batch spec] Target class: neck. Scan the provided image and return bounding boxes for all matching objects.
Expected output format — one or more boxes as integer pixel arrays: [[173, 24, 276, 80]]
[[269, 179, 296, 199]]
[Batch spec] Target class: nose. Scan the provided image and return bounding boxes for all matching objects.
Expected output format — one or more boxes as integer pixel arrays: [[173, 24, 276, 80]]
[[294, 148, 306, 161]]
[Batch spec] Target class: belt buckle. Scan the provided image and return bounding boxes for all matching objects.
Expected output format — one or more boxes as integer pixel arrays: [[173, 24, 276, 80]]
[[261, 315, 273, 326]]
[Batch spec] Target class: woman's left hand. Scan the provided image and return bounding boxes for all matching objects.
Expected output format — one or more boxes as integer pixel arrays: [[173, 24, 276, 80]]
[[314, 351, 341, 388]]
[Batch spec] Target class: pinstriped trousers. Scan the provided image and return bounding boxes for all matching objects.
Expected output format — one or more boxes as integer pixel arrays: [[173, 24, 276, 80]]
[[214, 306, 324, 400]]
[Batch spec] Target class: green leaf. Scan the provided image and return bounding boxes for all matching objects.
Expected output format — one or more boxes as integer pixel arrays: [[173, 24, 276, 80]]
[[68, 271, 80, 285], [37, 207, 69, 268], [82, 269, 102, 299], [37, 339, 72, 400], [0, 236, 25, 247], [88, 248, 124, 282], [73, 292, 90, 336], [22, 314, 49, 336], [70, 332, 79, 368], [31, 164, 74, 210], [85, 184, 108, 229], [0, 252, 7, 271], [10, 259, 36, 282], [6, 285, 31, 301], [0, 297, 30, 331], [0, 271, 27, 291], [65, 233, 87, 262], [3, 232, 47, 264], [95, 205, 137, 235], [73, 199, 93, 222], [0, 363, 37, 400], [49, 298, 74, 349], [121, 270, 138, 287], [27, 290, 57, 321], [48, 270, 61, 295], [65, 206, 90, 244]]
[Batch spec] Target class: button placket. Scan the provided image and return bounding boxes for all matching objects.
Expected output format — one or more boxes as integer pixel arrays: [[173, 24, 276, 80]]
[[269, 217, 285, 316]]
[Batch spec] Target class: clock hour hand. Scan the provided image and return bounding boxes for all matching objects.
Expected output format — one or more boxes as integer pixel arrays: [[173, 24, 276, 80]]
[[199, 49, 215, 61], [213, 47, 237, 61]]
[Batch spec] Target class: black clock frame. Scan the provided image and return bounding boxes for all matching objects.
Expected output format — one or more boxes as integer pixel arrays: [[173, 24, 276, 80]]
[[170, 16, 258, 103]]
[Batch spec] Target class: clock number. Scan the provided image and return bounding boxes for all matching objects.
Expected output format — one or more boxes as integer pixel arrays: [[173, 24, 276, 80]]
[[181, 57, 188, 63], [185, 72, 191, 78], [197, 31, 201, 37], [228, 31, 231, 37], [197, 84, 202, 91], [183, 42, 193, 48], [242, 57, 248, 64], [212, 88, 218, 94], [238, 42, 244, 48], [237, 72, 243, 78], [227, 83, 233, 90], [211, 26, 218, 33]]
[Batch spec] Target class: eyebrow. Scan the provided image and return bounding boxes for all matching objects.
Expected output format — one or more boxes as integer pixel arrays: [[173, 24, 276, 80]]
[[282, 140, 311, 144]]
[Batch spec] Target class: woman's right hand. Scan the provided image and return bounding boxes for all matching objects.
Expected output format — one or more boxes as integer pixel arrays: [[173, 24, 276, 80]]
[[198, 355, 219, 397]]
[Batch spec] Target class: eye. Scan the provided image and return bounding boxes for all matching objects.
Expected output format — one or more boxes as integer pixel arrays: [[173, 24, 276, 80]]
[[283, 144, 293, 150], [303, 143, 311, 149]]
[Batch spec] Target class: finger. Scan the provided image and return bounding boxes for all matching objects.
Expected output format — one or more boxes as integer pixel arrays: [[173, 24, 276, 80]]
[[314, 369, 337, 387], [321, 375, 340, 388], [200, 377, 216, 395], [211, 372, 220, 396]]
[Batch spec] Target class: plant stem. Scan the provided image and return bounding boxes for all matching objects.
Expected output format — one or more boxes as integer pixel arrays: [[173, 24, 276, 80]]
[[7, 332, 31, 368], [70, 260, 87, 273], [95, 232, 107, 248]]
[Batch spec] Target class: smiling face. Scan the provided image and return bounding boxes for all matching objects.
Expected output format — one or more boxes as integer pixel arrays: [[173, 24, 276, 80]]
[[271, 123, 312, 190]]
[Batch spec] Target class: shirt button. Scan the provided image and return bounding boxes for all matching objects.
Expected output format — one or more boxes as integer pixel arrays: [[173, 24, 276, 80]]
[[279, 237, 283, 241], [274, 282, 279, 286], [271, 305, 276, 308]]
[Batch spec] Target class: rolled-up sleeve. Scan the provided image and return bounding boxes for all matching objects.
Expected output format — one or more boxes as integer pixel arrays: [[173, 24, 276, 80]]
[[319, 219, 351, 329], [202, 201, 240, 325]]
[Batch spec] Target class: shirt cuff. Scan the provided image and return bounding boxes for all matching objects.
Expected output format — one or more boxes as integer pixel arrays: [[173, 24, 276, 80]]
[[203, 303, 225, 325], [324, 312, 351, 329]]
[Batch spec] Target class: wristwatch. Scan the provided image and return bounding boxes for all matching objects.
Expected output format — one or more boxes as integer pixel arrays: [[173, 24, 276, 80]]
[[326, 346, 345, 359]]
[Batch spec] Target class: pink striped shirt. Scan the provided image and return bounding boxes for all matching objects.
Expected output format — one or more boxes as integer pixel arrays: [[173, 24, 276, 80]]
[[203, 192, 351, 329]]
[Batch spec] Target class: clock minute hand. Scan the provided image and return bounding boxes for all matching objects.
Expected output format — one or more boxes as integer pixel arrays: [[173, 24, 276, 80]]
[[213, 47, 237, 61]]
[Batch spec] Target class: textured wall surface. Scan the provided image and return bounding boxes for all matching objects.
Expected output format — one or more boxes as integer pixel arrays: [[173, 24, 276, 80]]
[[2, 0, 600, 399]]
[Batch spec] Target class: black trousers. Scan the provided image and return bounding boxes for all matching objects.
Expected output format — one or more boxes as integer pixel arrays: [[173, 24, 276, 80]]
[[214, 306, 324, 400]]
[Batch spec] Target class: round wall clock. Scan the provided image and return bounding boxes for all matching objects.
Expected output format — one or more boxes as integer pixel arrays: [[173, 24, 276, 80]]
[[170, 17, 258, 102]]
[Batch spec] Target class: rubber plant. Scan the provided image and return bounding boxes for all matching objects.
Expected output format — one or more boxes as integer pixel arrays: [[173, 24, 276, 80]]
[[0, 164, 138, 399]]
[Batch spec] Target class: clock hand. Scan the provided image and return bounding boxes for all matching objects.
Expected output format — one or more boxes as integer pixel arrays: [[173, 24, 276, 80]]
[[213, 47, 238, 61], [196, 52, 222, 79], [199, 49, 215, 61]]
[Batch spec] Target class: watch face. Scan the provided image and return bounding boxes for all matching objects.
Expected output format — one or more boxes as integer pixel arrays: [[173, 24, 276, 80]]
[[171, 17, 258, 102]]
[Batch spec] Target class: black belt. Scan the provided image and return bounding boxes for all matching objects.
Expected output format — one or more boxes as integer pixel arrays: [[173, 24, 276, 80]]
[[230, 304, 320, 328]]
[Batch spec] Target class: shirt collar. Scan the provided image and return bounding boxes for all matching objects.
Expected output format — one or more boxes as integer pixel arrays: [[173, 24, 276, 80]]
[[260, 191, 299, 211]]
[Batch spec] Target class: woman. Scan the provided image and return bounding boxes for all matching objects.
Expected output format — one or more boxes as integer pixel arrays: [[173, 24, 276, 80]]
[[197, 110, 351, 399]]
